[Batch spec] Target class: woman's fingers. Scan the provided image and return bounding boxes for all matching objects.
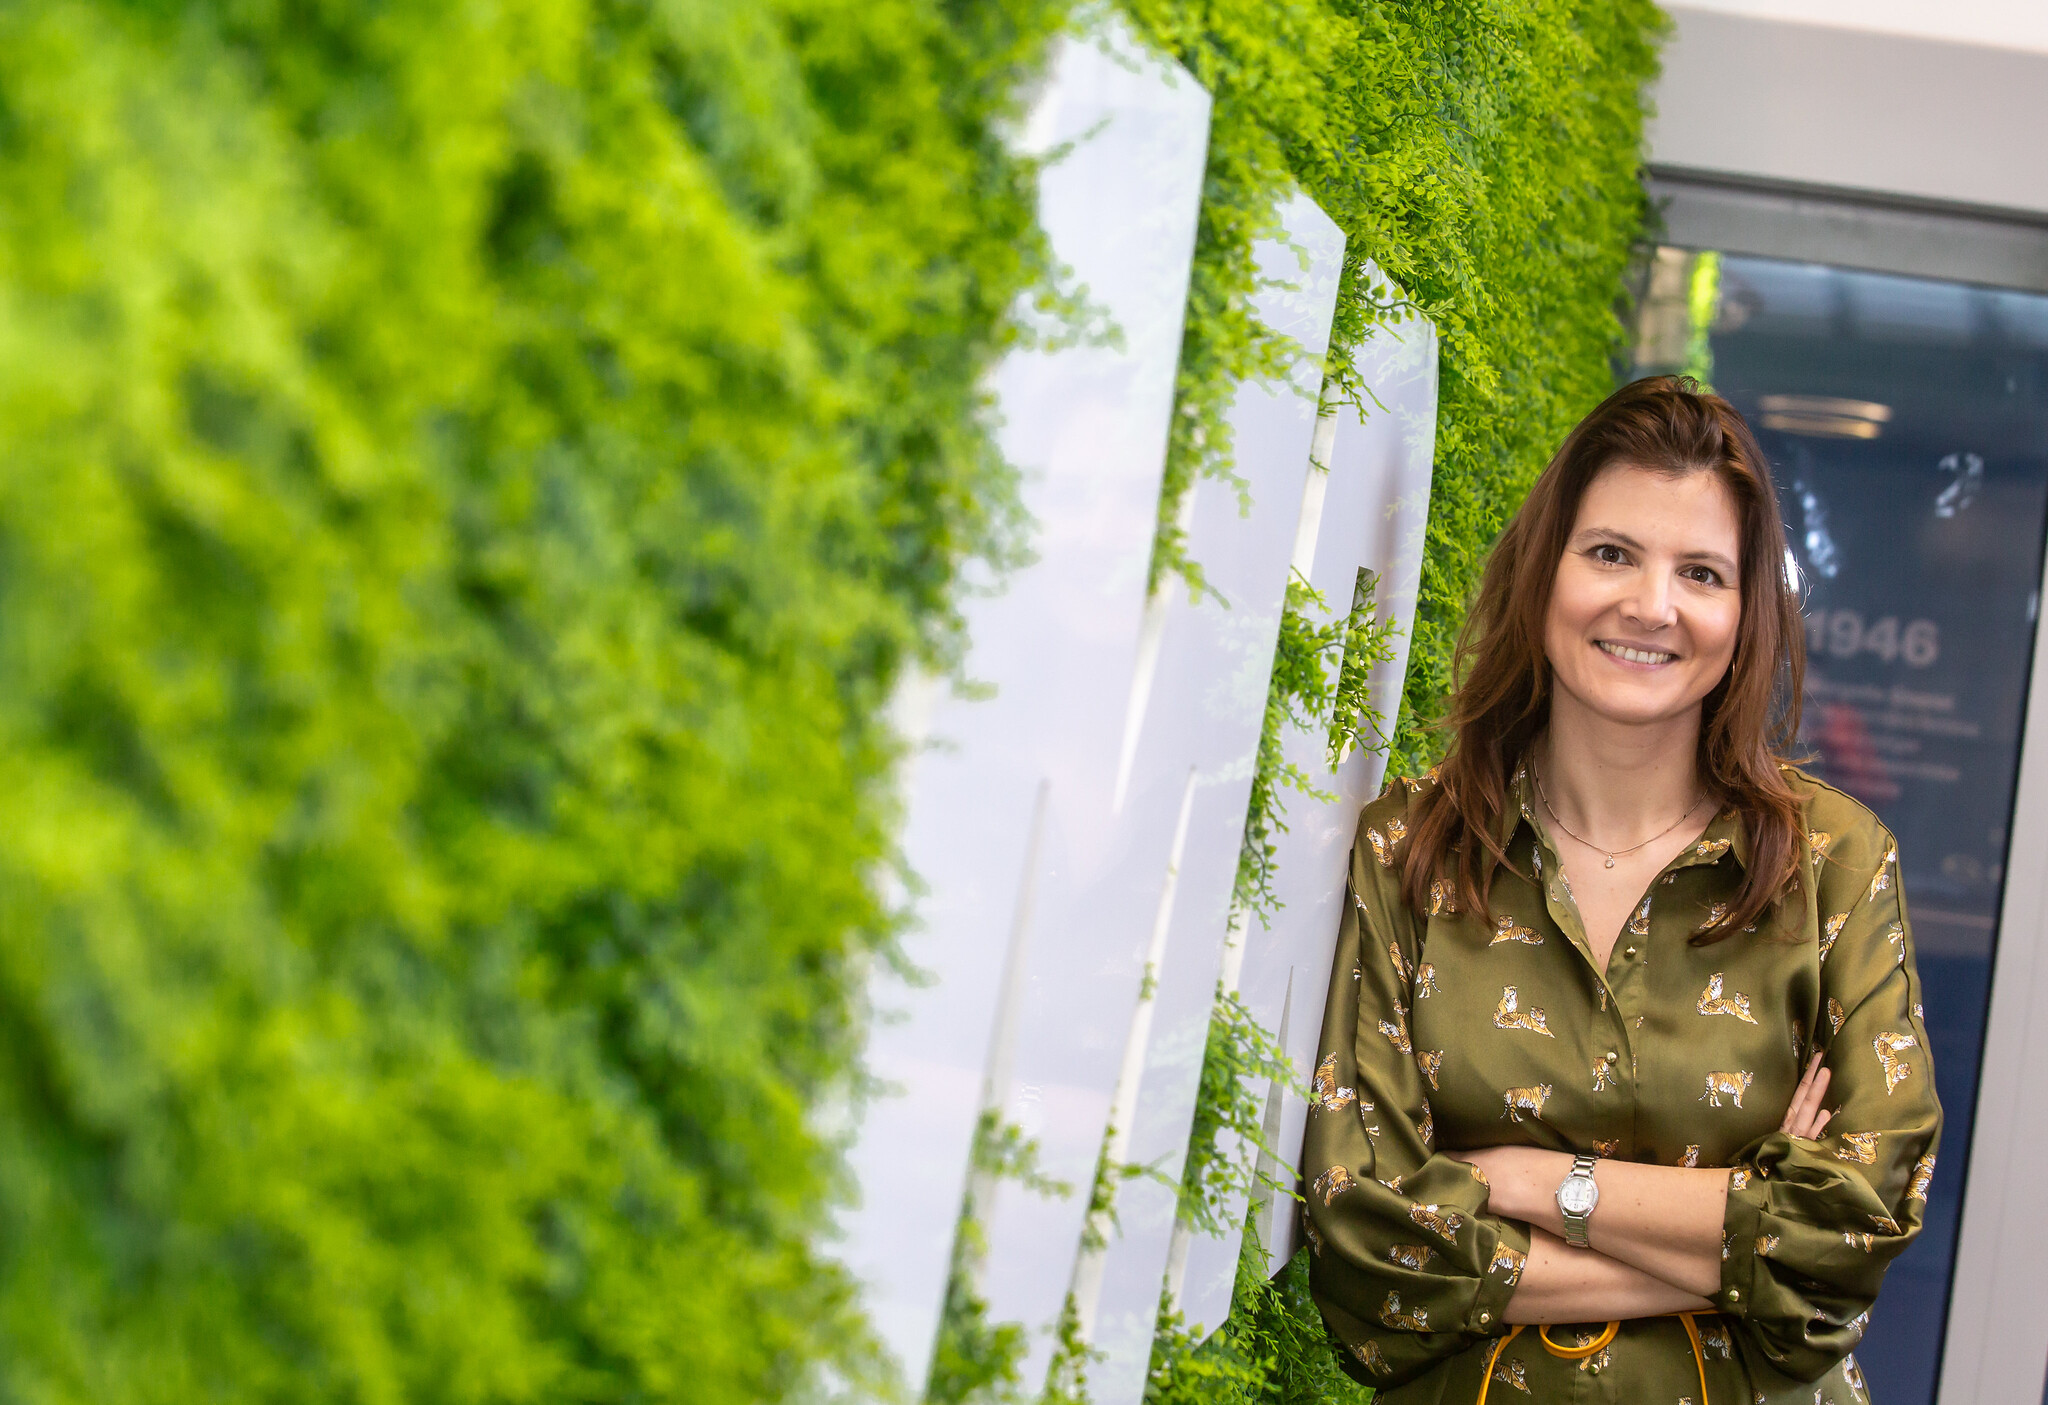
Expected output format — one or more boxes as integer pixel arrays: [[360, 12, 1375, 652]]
[[1782, 1054, 1832, 1137]]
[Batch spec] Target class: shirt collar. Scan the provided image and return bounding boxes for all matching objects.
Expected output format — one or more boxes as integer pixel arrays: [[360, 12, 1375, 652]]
[[1502, 754, 1748, 874]]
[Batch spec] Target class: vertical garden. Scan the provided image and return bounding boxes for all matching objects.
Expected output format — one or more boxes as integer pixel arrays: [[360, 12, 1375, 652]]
[[0, 0, 1655, 1401]]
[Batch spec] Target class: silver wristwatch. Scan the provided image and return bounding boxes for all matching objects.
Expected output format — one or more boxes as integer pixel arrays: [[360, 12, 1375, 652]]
[[1555, 1153, 1600, 1248]]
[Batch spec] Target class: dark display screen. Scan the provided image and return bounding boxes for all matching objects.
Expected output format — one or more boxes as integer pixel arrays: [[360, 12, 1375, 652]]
[[1706, 254, 2048, 1405]]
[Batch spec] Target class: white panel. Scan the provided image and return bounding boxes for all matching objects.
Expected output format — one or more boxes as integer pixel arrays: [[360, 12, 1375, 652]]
[[1647, 6, 2048, 218], [1937, 555, 2048, 1402], [1664, 0, 2048, 56], [833, 20, 1211, 1391], [1176, 282, 1441, 1331], [1070, 191, 1347, 1405]]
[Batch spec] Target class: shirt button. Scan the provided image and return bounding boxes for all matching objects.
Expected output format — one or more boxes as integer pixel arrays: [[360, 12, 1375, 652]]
[[1727, 1289, 1741, 1303], [1606, 1050, 1619, 1063], [1478, 1311, 1491, 1325], [1623, 946, 1637, 957]]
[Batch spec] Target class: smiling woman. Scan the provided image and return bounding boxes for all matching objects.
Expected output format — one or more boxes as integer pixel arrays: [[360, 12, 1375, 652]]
[[1299, 378, 1942, 1404]]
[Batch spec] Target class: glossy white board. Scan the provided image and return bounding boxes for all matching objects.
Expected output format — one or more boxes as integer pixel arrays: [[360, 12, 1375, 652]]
[[833, 18, 1211, 1392]]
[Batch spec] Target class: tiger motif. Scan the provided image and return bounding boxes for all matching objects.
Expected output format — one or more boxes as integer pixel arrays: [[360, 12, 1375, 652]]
[[1501, 1083, 1553, 1122], [1313, 1165, 1355, 1205], [1874, 1031, 1918, 1094], [1419, 1099, 1435, 1148], [1700, 1069, 1755, 1108], [1870, 1213, 1900, 1234], [1301, 1207, 1324, 1256], [1386, 1242, 1435, 1271], [1379, 1011, 1413, 1054], [1416, 1049, 1444, 1090], [1386, 817, 1408, 848], [1908, 1153, 1936, 1201], [1490, 914, 1542, 946], [1679, 1144, 1701, 1168], [1366, 827, 1395, 867], [1820, 912, 1848, 962], [1700, 1319, 1733, 1359], [1627, 896, 1652, 938], [1428, 879, 1459, 916], [1844, 1231, 1875, 1251], [1378, 1173, 1404, 1194], [1387, 941, 1412, 982], [1695, 837, 1732, 861], [1413, 962, 1440, 998], [1311, 1054, 1357, 1113], [1593, 1138, 1620, 1158], [1844, 1356, 1868, 1394], [1808, 830, 1833, 861], [1408, 1203, 1465, 1242], [1729, 1166, 1751, 1190], [1695, 902, 1730, 934], [1828, 997, 1846, 1035], [1869, 847, 1896, 902], [1489, 1240, 1527, 1283], [1591, 1053, 1617, 1092], [1349, 1340, 1392, 1377], [1494, 986, 1554, 1037], [1834, 1131, 1879, 1164], [1576, 1348, 1611, 1374], [1490, 1357, 1531, 1392], [1756, 1233, 1780, 1256], [1697, 972, 1758, 1023], [1379, 1291, 1428, 1331]]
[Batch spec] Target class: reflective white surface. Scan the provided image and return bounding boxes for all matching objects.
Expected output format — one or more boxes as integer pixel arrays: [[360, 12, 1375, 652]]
[[1070, 190, 1347, 1405], [833, 19, 1211, 1391], [1175, 281, 1442, 1334]]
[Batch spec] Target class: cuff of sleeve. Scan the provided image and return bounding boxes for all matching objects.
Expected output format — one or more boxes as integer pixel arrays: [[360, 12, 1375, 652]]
[[1466, 1217, 1531, 1336], [1716, 1169, 1764, 1318]]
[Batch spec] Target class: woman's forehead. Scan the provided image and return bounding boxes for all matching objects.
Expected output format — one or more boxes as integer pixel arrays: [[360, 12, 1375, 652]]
[[1573, 462, 1742, 553]]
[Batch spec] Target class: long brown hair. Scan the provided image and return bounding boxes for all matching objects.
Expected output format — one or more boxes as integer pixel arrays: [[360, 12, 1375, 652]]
[[1400, 376, 1806, 942]]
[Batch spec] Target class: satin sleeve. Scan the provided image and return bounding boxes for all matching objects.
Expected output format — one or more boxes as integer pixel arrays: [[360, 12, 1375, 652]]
[[1303, 800, 1531, 1389], [1714, 821, 1942, 1386]]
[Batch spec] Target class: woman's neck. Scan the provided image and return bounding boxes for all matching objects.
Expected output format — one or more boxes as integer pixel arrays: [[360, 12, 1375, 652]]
[[1534, 691, 1706, 846]]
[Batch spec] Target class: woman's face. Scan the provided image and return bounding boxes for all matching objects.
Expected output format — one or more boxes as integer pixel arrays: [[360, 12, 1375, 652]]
[[1543, 462, 1743, 730]]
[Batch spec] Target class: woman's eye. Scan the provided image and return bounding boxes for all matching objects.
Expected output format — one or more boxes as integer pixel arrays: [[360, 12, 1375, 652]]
[[1592, 544, 1627, 565], [1683, 565, 1723, 586]]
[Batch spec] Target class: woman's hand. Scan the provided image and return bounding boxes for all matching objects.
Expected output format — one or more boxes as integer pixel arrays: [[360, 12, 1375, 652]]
[[1782, 1051, 1834, 1139]]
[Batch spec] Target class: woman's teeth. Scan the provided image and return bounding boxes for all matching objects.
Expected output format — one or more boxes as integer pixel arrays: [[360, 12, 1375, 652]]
[[1599, 641, 1675, 665]]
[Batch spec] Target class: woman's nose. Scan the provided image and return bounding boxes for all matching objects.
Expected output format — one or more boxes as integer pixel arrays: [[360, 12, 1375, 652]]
[[1621, 572, 1676, 625]]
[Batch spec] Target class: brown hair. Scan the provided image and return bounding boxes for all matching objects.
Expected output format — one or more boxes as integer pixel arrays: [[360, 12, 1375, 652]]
[[1400, 376, 1806, 942]]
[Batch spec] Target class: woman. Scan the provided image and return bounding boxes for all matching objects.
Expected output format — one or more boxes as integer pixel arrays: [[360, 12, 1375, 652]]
[[1302, 377, 1940, 1404]]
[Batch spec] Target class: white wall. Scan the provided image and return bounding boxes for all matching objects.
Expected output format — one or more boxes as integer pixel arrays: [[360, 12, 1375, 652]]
[[1648, 3, 2048, 216]]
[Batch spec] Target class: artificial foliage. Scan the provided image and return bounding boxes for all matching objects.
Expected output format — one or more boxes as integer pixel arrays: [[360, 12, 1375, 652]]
[[0, 0, 1063, 1399]]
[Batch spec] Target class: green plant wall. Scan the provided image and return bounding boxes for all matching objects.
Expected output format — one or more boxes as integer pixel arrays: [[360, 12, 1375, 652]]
[[0, 0, 1061, 1399], [1121, 0, 1666, 1396]]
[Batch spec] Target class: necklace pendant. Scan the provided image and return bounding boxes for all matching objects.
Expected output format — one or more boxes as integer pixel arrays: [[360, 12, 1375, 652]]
[[1604, 855, 1616, 868]]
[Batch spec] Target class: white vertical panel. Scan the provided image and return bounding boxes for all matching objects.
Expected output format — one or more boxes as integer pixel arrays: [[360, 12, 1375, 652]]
[[833, 20, 1211, 1391], [1175, 283, 1441, 1333], [1937, 534, 2048, 1405], [1070, 192, 1347, 1405]]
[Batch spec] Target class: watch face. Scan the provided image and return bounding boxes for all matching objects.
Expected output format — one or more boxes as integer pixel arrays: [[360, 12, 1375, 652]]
[[1558, 1176, 1598, 1216]]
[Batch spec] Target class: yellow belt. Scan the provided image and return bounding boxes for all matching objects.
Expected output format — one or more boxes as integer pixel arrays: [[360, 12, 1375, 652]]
[[1476, 1313, 1711, 1405]]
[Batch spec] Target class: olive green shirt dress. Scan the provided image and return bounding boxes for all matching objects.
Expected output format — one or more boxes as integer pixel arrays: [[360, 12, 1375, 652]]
[[1303, 762, 1942, 1405]]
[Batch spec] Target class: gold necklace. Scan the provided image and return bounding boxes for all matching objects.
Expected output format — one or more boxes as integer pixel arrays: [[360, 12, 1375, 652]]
[[1532, 763, 1709, 869]]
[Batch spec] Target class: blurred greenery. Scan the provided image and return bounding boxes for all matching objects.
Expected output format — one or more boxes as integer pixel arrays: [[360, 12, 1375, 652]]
[[0, 0, 1062, 1398]]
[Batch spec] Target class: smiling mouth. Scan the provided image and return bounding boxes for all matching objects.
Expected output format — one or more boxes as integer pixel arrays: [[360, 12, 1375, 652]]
[[1598, 640, 1678, 666]]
